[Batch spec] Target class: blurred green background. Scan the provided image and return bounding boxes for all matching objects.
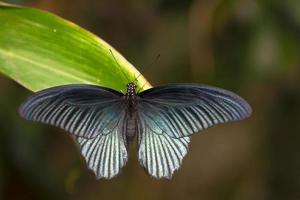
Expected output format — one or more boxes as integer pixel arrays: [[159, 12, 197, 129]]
[[0, 0, 300, 200]]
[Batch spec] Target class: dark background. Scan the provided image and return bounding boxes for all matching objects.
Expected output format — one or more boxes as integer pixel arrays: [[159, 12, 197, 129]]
[[1, 0, 300, 200]]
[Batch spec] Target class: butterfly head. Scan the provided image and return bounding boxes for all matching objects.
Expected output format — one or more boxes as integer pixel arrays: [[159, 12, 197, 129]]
[[126, 82, 136, 96]]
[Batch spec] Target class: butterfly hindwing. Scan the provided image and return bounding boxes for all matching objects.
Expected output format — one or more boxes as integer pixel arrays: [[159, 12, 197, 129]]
[[137, 116, 190, 178], [19, 84, 124, 139], [138, 84, 252, 138], [76, 110, 128, 179]]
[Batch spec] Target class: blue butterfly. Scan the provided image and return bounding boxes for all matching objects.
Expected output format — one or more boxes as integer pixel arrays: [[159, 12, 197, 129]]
[[19, 82, 252, 179]]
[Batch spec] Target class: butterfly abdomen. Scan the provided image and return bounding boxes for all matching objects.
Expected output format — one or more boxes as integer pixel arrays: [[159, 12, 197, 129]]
[[125, 112, 137, 140]]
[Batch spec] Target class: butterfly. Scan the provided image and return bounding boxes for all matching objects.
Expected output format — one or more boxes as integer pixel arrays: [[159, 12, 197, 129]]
[[19, 82, 252, 179]]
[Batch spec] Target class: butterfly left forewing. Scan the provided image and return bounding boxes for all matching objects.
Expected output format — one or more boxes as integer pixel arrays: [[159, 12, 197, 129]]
[[19, 84, 124, 139]]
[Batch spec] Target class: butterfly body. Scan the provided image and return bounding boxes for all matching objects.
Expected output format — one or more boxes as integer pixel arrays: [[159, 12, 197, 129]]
[[123, 82, 139, 140], [19, 83, 252, 179]]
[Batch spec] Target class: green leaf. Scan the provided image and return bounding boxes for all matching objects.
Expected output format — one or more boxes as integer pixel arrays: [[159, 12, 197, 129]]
[[0, 2, 151, 92]]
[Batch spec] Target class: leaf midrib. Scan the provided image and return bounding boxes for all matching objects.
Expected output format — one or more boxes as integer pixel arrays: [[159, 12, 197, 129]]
[[0, 48, 95, 84]]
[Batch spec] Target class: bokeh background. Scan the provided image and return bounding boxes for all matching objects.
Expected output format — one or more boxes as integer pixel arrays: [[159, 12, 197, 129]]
[[1, 0, 300, 200]]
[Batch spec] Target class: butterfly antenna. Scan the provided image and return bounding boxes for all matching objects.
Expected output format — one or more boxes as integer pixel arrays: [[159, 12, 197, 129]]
[[137, 80, 149, 93], [133, 54, 160, 84], [109, 49, 130, 83]]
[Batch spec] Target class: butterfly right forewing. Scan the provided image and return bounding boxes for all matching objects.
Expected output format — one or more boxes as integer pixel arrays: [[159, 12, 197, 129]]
[[137, 84, 252, 138]]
